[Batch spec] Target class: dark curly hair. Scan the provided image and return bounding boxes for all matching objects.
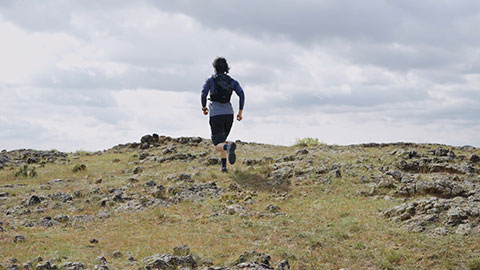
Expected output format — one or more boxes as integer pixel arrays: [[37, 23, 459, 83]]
[[212, 57, 230, 74]]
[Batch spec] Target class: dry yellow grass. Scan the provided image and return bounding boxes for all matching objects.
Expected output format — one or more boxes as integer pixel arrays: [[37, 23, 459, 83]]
[[1, 140, 480, 269]]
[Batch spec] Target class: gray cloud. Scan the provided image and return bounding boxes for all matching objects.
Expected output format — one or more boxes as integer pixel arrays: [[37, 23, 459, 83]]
[[0, 1, 479, 150]]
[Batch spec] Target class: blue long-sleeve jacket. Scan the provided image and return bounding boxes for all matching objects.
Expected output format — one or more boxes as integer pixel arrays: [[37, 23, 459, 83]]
[[201, 74, 245, 117]]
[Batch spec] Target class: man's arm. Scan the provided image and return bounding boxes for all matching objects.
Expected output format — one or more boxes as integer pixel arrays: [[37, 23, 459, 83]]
[[233, 80, 245, 121], [201, 78, 211, 115]]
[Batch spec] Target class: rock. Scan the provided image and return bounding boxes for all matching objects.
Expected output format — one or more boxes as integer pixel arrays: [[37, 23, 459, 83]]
[[133, 167, 143, 174], [271, 167, 293, 180], [471, 154, 480, 163], [93, 266, 108, 270], [27, 195, 41, 206], [49, 192, 73, 202], [35, 261, 56, 270], [97, 256, 107, 265], [434, 148, 453, 157], [265, 205, 281, 213], [236, 251, 271, 266], [447, 207, 468, 226], [224, 204, 247, 215], [90, 239, 98, 244], [432, 227, 448, 236], [455, 224, 473, 235], [145, 180, 157, 187], [173, 246, 190, 257], [59, 262, 85, 270], [143, 254, 197, 270], [127, 257, 136, 262], [152, 185, 167, 199], [235, 262, 274, 269], [206, 158, 219, 166], [139, 152, 149, 160], [39, 216, 60, 227], [402, 150, 420, 159], [112, 251, 123, 258], [141, 134, 153, 144], [53, 215, 69, 223], [13, 235, 25, 243], [295, 149, 309, 155], [0, 225, 4, 232], [128, 178, 139, 184], [168, 182, 222, 202], [276, 260, 290, 270], [0, 192, 9, 197]]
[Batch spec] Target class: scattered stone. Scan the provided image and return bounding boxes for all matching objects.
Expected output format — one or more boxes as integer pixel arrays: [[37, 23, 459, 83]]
[[95, 178, 103, 184], [455, 223, 472, 235], [112, 251, 123, 258], [53, 215, 69, 223], [295, 149, 309, 155], [139, 152, 149, 160], [97, 256, 107, 265], [39, 216, 60, 227], [168, 181, 222, 202], [236, 251, 271, 266], [265, 205, 281, 213], [35, 261, 56, 270], [277, 260, 290, 270], [471, 154, 480, 163], [224, 204, 248, 215], [90, 239, 98, 244], [49, 192, 73, 202], [128, 178, 139, 184], [0, 192, 9, 197], [27, 195, 41, 206], [127, 257, 136, 262], [152, 185, 167, 199], [143, 254, 197, 270], [14, 235, 25, 243], [145, 180, 157, 187], [93, 265, 109, 270], [206, 158, 219, 166], [60, 262, 85, 270], [133, 167, 144, 174]]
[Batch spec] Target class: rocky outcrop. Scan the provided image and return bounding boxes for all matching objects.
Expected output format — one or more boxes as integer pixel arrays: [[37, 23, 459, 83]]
[[0, 149, 68, 169]]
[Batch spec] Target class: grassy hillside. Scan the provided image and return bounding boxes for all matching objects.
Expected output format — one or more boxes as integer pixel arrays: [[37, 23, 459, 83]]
[[1, 136, 480, 269]]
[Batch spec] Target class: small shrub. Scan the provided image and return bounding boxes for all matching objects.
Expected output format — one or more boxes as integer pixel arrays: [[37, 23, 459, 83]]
[[294, 137, 321, 147], [14, 165, 37, 178], [72, 164, 87, 172]]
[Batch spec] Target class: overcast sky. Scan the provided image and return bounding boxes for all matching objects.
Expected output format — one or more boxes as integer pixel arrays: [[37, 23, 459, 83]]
[[1, 0, 479, 151]]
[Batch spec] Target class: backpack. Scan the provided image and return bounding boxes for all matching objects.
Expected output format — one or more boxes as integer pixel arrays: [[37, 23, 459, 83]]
[[210, 74, 233, 103]]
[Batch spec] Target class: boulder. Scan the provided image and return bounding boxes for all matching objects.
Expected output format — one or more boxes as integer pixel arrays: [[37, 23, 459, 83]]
[[143, 254, 196, 270]]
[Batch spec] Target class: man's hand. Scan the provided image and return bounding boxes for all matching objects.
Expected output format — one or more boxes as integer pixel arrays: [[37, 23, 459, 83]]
[[202, 107, 209, 115], [237, 110, 243, 121]]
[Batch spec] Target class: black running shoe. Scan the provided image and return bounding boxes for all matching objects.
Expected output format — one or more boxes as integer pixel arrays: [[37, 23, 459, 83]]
[[221, 167, 228, 173], [227, 142, 236, 165]]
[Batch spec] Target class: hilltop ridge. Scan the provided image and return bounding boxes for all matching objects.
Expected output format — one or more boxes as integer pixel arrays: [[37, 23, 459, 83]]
[[1, 134, 480, 269]]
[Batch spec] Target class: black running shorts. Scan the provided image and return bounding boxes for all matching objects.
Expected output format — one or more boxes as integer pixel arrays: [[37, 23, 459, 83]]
[[209, 114, 234, 145]]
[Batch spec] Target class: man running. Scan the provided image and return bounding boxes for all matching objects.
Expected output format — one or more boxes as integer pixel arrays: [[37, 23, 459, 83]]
[[201, 57, 245, 173]]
